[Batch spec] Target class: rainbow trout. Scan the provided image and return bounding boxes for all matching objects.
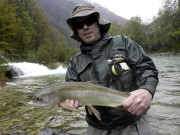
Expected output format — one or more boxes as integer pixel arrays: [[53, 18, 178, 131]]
[[34, 81, 129, 120]]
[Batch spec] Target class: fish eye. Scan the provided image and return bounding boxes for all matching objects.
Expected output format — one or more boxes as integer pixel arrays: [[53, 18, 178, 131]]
[[36, 97, 43, 101]]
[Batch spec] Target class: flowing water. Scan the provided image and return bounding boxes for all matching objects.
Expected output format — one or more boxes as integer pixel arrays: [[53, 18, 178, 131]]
[[0, 54, 179, 135]]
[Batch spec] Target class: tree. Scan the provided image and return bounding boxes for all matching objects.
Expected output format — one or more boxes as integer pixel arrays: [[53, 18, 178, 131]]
[[108, 22, 124, 36], [157, 0, 180, 51], [145, 0, 180, 52], [0, 0, 23, 58], [122, 16, 146, 47]]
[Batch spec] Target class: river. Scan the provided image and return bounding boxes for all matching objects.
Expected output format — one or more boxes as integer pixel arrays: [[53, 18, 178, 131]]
[[0, 54, 179, 135]]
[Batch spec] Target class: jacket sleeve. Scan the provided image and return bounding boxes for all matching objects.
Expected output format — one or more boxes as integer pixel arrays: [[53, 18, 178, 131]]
[[65, 56, 80, 82], [122, 35, 159, 97]]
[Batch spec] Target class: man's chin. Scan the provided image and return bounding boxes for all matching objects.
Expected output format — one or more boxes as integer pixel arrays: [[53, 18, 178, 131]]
[[83, 39, 94, 44]]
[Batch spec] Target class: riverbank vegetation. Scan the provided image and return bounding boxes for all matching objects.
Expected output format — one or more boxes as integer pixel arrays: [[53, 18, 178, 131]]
[[0, 0, 79, 65], [0, 0, 180, 83], [0, 59, 8, 87], [109, 0, 180, 52]]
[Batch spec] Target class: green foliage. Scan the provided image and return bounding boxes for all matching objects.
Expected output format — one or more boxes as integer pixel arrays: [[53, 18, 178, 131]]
[[27, 27, 79, 65], [28, 40, 79, 66], [109, 22, 124, 36], [0, 0, 79, 65], [0, 0, 23, 58], [150, 0, 180, 52], [113, 0, 180, 52], [0, 59, 8, 83], [109, 0, 180, 52], [122, 16, 146, 45]]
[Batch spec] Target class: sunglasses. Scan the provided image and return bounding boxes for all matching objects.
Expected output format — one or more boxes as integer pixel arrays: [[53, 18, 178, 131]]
[[74, 17, 97, 29]]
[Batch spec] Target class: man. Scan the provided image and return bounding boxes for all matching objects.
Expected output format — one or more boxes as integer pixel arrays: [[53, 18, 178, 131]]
[[63, 3, 159, 135]]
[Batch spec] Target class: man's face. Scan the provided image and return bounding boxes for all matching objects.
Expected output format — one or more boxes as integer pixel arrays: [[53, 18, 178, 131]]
[[74, 15, 101, 44]]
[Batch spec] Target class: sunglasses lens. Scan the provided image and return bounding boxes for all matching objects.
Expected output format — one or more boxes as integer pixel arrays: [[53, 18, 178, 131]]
[[86, 18, 96, 26], [74, 17, 96, 29], [75, 23, 84, 29]]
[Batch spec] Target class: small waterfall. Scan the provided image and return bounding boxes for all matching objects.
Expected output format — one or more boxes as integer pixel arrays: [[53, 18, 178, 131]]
[[7, 62, 66, 77]]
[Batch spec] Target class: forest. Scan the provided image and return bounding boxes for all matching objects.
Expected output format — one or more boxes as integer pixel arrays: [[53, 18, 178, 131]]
[[0, 0, 180, 83], [110, 0, 180, 52]]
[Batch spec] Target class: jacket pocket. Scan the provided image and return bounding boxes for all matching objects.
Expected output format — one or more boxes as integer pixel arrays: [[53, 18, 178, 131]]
[[77, 61, 101, 81], [119, 69, 133, 92]]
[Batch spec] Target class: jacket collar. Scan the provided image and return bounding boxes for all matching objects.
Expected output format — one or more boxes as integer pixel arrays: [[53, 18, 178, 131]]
[[80, 34, 112, 54]]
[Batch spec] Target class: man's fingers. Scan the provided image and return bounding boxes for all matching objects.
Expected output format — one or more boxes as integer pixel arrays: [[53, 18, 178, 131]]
[[74, 100, 79, 108], [64, 99, 70, 104], [69, 99, 75, 106], [123, 92, 134, 109], [59, 99, 79, 110], [123, 89, 152, 115]]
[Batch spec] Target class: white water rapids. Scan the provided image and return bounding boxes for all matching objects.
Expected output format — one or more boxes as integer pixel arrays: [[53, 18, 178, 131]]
[[7, 62, 67, 77]]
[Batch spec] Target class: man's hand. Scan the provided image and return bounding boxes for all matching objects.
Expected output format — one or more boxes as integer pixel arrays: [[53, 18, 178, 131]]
[[59, 99, 80, 110], [123, 89, 152, 115]]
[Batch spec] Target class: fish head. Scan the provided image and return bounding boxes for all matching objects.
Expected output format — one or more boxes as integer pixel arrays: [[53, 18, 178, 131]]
[[33, 94, 60, 106]]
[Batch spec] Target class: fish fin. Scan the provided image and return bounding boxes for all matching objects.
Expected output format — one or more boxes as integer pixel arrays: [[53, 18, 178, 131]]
[[90, 106, 101, 121], [87, 106, 93, 115], [116, 106, 125, 110], [86, 80, 100, 85], [59, 102, 76, 111]]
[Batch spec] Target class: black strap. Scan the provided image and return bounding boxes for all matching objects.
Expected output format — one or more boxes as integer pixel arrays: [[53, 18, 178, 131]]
[[134, 122, 140, 135]]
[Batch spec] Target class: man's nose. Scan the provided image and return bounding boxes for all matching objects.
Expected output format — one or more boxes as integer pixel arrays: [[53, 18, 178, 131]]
[[83, 24, 88, 29]]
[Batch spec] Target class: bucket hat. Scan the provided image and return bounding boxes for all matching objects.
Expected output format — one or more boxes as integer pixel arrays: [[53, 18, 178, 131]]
[[66, 3, 111, 42]]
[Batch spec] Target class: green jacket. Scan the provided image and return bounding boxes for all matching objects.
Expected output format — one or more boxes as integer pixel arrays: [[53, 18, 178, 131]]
[[65, 34, 159, 129]]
